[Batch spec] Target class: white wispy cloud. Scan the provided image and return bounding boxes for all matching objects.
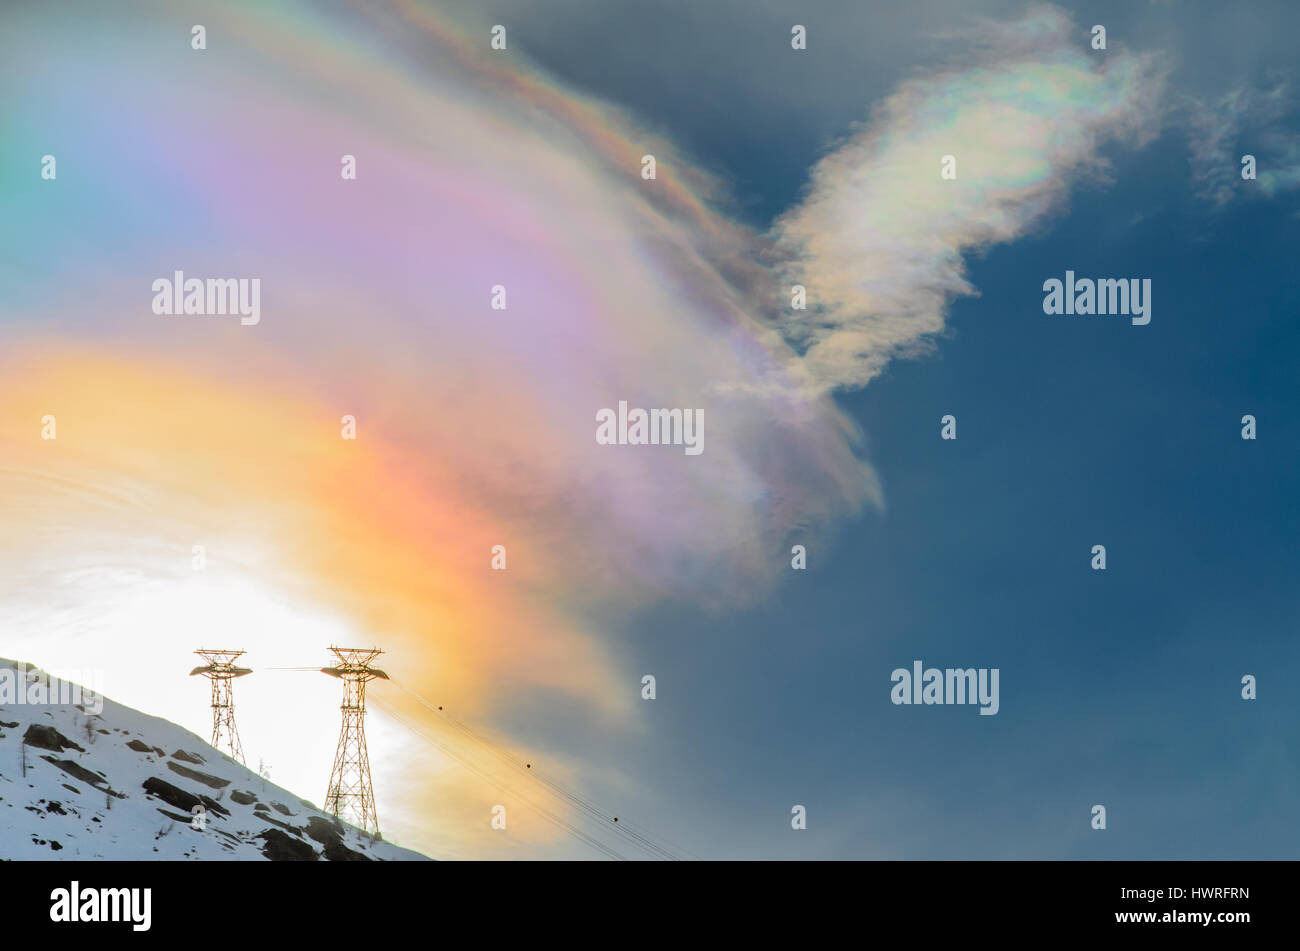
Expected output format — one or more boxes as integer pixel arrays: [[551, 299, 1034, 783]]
[[770, 6, 1165, 392], [1185, 81, 1300, 206]]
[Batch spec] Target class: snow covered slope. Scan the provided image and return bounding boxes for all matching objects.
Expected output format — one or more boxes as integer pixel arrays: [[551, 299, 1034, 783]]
[[0, 658, 430, 860]]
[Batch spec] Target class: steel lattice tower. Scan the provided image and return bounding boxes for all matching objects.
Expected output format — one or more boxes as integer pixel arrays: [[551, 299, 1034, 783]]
[[321, 646, 389, 837], [189, 649, 252, 764]]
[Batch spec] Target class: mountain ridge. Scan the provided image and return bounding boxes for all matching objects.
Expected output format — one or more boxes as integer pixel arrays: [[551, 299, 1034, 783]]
[[0, 657, 431, 861]]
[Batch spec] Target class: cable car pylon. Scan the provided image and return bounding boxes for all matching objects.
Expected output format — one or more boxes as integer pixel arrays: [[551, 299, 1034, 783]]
[[189, 649, 252, 764], [321, 646, 388, 838]]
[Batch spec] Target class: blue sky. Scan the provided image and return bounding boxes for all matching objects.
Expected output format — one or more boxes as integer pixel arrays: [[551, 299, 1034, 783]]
[[461, 0, 1300, 857], [3, 0, 1295, 861]]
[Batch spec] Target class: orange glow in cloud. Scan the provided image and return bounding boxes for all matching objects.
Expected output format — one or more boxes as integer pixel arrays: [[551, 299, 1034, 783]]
[[0, 343, 629, 856], [0, 343, 626, 713]]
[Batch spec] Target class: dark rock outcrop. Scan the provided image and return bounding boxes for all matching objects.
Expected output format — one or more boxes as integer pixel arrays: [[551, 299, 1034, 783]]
[[305, 816, 371, 862], [22, 724, 84, 754], [141, 777, 202, 813], [253, 811, 301, 835], [257, 828, 317, 861], [166, 761, 230, 789], [40, 757, 118, 796], [199, 794, 230, 818]]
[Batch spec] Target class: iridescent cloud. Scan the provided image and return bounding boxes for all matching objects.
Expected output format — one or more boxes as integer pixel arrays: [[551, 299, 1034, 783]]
[[0, 1, 1166, 856], [771, 6, 1165, 391]]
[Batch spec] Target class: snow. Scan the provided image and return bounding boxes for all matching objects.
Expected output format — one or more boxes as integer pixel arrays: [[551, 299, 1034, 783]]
[[0, 658, 431, 860]]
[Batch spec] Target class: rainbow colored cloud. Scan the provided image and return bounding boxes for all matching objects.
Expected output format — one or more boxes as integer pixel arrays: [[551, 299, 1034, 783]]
[[0, 1, 1166, 856]]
